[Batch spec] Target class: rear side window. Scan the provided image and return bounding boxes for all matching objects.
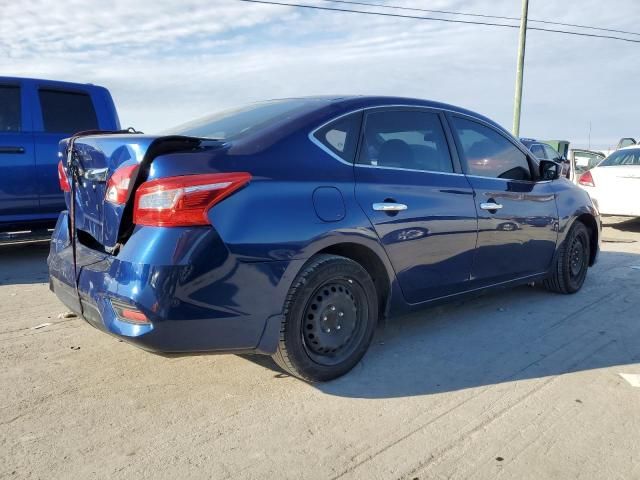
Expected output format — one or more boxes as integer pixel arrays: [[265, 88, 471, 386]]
[[452, 117, 532, 181], [599, 149, 640, 166], [313, 111, 362, 162], [0, 86, 21, 132], [357, 110, 454, 173], [39, 89, 98, 133]]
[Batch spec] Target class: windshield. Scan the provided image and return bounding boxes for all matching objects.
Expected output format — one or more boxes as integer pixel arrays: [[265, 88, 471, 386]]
[[600, 149, 640, 167], [166, 99, 320, 140]]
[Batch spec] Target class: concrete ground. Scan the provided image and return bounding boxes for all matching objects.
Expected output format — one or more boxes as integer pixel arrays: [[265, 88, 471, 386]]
[[1, 219, 640, 480]]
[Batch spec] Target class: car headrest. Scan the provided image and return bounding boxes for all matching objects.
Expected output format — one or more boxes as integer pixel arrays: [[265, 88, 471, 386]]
[[378, 139, 413, 168]]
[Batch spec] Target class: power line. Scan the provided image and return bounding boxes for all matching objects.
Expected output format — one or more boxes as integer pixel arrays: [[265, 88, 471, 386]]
[[322, 0, 640, 38], [238, 0, 640, 44]]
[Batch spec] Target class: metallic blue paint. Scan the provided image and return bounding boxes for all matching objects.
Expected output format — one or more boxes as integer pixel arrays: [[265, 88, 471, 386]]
[[48, 96, 600, 355], [0, 77, 120, 229]]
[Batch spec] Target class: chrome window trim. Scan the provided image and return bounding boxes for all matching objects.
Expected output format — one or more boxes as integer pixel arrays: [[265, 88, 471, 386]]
[[307, 109, 364, 166], [308, 104, 538, 180], [355, 163, 465, 177]]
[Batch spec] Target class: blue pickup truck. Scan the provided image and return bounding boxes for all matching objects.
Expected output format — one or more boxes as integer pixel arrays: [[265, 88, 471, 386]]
[[0, 77, 120, 239]]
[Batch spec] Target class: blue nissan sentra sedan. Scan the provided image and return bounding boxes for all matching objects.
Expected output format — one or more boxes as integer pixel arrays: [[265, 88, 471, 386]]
[[48, 96, 600, 381]]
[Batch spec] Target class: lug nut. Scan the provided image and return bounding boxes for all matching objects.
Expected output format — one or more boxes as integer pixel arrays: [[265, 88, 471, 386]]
[[338, 311, 344, 317], [336, 325, 341, 330], [323, 316, 328, 321], [330, 306, 336, 311]]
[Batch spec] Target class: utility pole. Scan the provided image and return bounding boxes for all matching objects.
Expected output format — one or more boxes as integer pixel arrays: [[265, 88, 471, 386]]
[[512, 0, 529, 137]]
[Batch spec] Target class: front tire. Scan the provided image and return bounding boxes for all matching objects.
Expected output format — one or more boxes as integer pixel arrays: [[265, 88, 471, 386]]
[[272, 254, 378, 382], [544, 221, 591, 294]]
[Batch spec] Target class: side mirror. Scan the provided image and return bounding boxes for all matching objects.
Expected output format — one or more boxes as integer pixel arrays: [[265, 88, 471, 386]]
[[539, 159, 561, 181]]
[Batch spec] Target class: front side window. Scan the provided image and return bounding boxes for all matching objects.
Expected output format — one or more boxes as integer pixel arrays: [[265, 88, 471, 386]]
[[0, 86, 21, 132], [599, 149, 640, 166], [452, 117, 532, 181], [313, 111, 362, 162], [39, 89, 98, 133], [357, 110, 454, 173]]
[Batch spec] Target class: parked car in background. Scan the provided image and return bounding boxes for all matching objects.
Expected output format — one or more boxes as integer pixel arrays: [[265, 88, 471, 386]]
[[520, 138, 571, 178], [49, 96, 600, 382], [569, 148, 605, 183], [616, 137, 637, 149], [0, 77, 120, 239], [578, 145, 640, 218]]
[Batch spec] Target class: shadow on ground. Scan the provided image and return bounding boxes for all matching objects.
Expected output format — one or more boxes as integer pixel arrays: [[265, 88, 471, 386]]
[[3, 235, 640, 400], [603, 217, 640, 234], [244, 249, 640, 398], [0, 241, 50, 286]]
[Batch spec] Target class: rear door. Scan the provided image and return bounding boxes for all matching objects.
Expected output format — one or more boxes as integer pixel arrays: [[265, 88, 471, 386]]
[[447, 114, 558, 285], [33, 86, 100, 216], [353, 107, 478, 303], [0, 83, 37, 223]]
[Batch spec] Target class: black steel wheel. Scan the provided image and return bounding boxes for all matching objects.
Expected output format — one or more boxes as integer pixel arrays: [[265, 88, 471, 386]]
[[273, 254, 378, 382], [544, 221, 591, 294]]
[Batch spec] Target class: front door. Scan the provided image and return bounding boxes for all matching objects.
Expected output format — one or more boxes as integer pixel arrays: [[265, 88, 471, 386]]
[[354, 108, 478, 304], [0, 84, 37, 224], [448, 115, 558, 285]]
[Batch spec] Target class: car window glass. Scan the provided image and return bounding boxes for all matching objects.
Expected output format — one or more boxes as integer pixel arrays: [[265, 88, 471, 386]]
[[543, 144, 560, 160], [600, 149, 640, 166], [573, 152, 603, 174], [171, 99, 322, 140], [0, 86, 21, 132], [617, 138, 636, 149], [357, 110, 454, 173], [529, 144, 546, 159], [39, 89, 98, 133], [452, 117, 532, 181], [313, 111, 362, 162]]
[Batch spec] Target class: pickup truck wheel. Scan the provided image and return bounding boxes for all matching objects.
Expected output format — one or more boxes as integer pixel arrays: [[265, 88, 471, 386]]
[[544, 221, 590, 294], [272, 254, 378, 382]]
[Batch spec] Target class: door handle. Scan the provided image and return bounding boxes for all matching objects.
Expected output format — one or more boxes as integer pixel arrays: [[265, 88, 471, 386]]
[[0, 146, 25, 154], [480, 201, 503, 211], [373, 202, 408, 212]]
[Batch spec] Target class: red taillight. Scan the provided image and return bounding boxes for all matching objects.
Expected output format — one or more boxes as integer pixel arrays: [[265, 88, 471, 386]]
[[578, 170, 595, 187], [133, 172, 252, 227], [106, 164, 138, 205], [57, 160, 70, 192]]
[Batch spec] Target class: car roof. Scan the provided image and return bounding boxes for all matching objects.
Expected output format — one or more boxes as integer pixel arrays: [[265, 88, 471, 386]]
[[0, 76, 107, 90], [266, 95, 510, 136]]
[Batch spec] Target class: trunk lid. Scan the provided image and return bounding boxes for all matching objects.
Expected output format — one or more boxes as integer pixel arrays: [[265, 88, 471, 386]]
[[61, 134, 202, 250]]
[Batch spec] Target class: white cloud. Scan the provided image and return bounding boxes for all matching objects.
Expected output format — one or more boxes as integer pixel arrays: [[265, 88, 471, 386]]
[[2, 0, 639, 149]]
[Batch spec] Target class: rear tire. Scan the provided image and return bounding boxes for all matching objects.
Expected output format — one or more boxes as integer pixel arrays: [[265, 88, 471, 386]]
[[544, 221, 590, 294], [272, 254, 378, 382]]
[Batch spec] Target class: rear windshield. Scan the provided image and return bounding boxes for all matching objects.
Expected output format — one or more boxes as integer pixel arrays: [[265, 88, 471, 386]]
[[599, 149, 640, 166], [167, 99, 320, 140]]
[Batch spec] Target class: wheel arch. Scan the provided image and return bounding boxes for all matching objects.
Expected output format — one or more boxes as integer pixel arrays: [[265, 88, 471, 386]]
[[314, 242, 393, 322], [575, 213, 599, 266]]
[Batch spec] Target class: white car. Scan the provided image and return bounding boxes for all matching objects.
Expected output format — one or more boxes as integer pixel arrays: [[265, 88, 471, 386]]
[[578, 145, 640, 217]]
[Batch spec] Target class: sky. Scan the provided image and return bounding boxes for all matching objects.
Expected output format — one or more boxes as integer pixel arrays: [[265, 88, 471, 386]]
[[1, 0, 639, 150]]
